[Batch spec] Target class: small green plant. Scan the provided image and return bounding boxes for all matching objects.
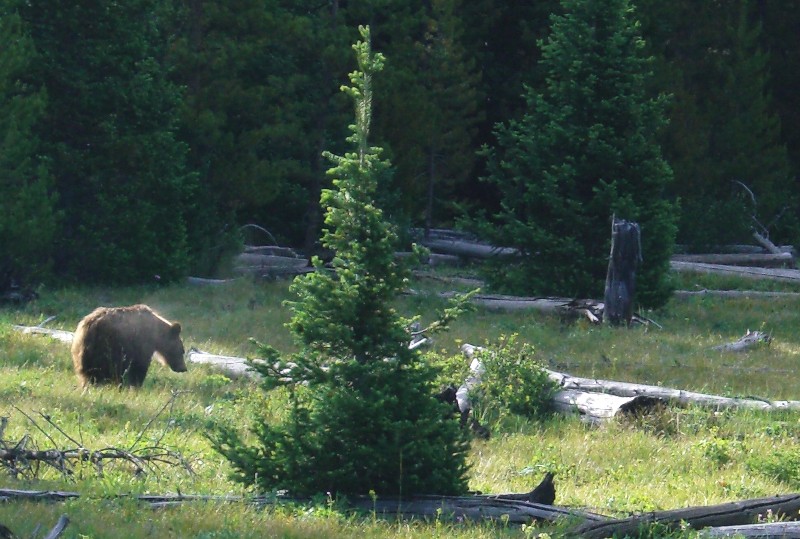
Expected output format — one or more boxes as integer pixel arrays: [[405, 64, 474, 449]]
[[471, 334, 559, 421], [746, 448, 800, 488], [695, 429, 738, 468]]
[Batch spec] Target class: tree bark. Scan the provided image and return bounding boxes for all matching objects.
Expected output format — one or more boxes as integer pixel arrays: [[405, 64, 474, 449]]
[[603, 218, 640, 326]]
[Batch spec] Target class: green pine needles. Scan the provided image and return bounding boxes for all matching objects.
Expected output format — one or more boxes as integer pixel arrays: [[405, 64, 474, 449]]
[[210, 26, 469, 498], [480, 0, 677, 308]]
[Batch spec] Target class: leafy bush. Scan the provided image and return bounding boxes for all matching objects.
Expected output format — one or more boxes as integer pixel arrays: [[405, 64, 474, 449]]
[[471, 334, 559, 421], [746, 448, 800, 488]]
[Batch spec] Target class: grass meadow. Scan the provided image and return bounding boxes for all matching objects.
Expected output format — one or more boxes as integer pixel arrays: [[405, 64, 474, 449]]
[[2, 268, 800, 537]]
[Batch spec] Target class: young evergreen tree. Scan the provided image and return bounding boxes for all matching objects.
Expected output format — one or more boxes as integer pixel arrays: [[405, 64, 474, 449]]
[[481, 0, 677, 308], [211, 26, 469, 497], [0, 9, 57, 289]]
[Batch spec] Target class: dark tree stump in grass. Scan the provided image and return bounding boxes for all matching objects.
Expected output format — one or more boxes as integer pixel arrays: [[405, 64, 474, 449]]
[[603, 218, 641, 326]]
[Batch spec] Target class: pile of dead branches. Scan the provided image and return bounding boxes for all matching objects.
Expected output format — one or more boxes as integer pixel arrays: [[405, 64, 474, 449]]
[[0, 393, 193, 480]]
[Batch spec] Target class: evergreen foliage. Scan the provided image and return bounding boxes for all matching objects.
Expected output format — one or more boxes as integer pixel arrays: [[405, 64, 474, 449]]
[[19, 0, 195, 283], [639, 0, 799, 249], [0, 8, 57, 289], [210, 27, 469, 497], [480, 0, 677, 308]]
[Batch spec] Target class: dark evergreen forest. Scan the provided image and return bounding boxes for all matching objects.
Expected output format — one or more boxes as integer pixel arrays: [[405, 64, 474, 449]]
[[1, 0, 798, 306]]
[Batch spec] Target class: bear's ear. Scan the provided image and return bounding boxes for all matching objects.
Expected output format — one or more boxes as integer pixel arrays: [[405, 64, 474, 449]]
[[170, 322, 182, 336]]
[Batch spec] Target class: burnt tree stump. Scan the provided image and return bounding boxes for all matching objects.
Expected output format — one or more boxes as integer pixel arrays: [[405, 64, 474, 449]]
[[603, 218, 641, 326]]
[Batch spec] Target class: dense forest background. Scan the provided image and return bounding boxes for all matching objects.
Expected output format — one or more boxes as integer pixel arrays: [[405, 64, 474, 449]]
[[1, 0, 798, 300]]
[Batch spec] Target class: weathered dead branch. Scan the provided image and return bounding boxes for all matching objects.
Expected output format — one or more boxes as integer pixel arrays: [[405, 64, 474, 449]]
[[1, 395, 194, 479], [712, 330, 771, 352]]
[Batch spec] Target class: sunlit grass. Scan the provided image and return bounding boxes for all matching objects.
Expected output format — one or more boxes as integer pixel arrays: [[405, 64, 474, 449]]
[[2, 269, 800, 537]]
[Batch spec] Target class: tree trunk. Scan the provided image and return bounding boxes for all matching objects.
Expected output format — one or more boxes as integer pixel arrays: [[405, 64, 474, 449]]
[[603, 218, 640, 326]]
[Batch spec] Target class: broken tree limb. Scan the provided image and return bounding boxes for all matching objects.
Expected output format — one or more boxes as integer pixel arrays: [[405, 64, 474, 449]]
[[43, 515, 70, 539], [670, 261, 800, 283], [712, 330, 771, 352], [753, 231, 788, 257], [571, 493, 800, 539]]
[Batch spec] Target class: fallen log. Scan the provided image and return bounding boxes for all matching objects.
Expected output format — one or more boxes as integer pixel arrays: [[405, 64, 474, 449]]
[[187, 349, 261, 380], [712, 330, 771, 352], [459, 345, 800, 412], [571, 493, 800, 539], [11, 324, 74, 344], [670, 261, 800, 283], [671, 252, 794, 268], [546, 369, 800, 411], [420, 238, 520, 259], [702, 521, 800, 538], [234, 253, 308, 269], [0, 479, 604, 525], [674, 289, 800, 299], [552, 390, 664, 425], [458, 345, 664, 422], [186, 276, 238, 286]]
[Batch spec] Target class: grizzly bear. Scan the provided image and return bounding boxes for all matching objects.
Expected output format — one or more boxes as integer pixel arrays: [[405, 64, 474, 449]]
[[71, 304, 187, 387]]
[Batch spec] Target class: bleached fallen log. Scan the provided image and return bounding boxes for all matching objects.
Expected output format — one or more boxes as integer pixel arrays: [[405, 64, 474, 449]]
[[459, 345, 663, 423], [12, 324, 74, 344], [674, 289, 800, 299], [421, 238, 520, 259], [552, 390, 663, 425], [234, 253, 308, 269], [702, 521, 800, 537], [243, 245, 302, 257], [572, 493, 800, 539], [546, 369, 800, 411], [186, 276, 238, 286], [670, 261, 800, 283], [186, 349, 260, 380], [459, 344, 800, 412], [671, 252, 794, 268], [441, 292, 572, 312], [712, 330, 771, 352]]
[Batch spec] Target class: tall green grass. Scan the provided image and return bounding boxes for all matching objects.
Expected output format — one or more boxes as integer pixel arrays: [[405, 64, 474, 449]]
[[2, 271, 800, 537]]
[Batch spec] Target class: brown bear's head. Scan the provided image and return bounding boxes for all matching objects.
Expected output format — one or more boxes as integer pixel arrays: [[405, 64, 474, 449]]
[[158, 322, 187, 373]]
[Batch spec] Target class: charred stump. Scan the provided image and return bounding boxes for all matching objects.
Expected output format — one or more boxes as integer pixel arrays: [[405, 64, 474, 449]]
[[603, 218, 641, 326]]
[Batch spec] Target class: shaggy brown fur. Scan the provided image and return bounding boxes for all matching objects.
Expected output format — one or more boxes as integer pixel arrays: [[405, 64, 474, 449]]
[[71, 304, 187, 387]]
